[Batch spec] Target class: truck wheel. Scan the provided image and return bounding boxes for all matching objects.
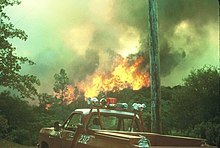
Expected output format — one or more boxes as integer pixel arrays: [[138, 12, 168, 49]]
[[41, 142, 49, 148]]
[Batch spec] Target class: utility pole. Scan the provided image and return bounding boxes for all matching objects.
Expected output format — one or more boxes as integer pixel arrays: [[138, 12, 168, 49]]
[[0, 12, 1, 22], [148, 0, 161, 133]]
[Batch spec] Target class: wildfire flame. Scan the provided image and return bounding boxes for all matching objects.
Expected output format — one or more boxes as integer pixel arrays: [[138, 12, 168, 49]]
[[53, 85, 79, 105], [52, 56, 150, 105], [77, 56, 150, 99]]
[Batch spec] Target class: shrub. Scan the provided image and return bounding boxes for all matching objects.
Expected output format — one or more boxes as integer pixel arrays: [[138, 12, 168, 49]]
[[8, 129, 33, 146], [0, 115, 9, 139], [192, 117, 220, 146]]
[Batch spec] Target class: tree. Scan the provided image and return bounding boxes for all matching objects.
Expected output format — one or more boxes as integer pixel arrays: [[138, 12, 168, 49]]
[[0, 91, 42, 145], [163, 65, 220, 145], [170, 66, 220, 129], [0, 91, 34, 129], [0, 0, 40, 99], [53, 68, 70, 103], [183, 65, 220, 122], [37, 93, 54, 112]]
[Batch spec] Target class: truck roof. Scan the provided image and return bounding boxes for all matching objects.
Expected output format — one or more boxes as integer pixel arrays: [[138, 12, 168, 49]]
[[75, 108, 136, 117]]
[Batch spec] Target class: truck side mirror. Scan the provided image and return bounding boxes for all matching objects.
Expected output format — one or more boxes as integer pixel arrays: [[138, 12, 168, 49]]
[[54, 121, 61, 131]]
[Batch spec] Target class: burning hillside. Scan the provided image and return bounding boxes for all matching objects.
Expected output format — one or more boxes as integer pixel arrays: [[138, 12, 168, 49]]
[[55, 55, 150, 104], [77, 56, 150, 98]]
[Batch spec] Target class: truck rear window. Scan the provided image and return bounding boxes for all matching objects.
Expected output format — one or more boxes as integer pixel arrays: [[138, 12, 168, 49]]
[[88, 114, 139, 131]]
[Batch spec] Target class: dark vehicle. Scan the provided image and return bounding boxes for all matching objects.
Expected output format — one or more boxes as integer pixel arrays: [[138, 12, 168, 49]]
[[38, 98, 209, 148]]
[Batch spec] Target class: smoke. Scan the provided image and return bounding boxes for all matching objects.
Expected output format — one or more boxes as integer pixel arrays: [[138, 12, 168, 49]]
[[157, 0, 218, 85], [7, 0, 219, 93]]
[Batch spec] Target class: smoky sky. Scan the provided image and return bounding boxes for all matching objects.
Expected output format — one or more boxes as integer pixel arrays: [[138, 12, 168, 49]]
[[112, 0, 218, 76], [7, 0, 219, 93]]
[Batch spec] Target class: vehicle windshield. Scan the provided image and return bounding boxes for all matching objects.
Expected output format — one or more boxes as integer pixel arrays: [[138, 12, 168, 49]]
[[88, 113, 139, 132]]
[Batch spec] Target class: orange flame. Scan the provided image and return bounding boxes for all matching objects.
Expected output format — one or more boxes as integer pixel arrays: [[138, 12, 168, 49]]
[[77, 56, 150, 98], [53, 85, 76, 104], [51, 56, 150, 106]]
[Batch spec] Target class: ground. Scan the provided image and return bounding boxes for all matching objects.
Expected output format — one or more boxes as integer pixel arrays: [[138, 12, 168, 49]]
[[0, 139, 36, 148]]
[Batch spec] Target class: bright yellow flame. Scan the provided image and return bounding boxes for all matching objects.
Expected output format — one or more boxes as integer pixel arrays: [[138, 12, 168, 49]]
[[77, 56, 150, 98], [52, 56, 150, 103]]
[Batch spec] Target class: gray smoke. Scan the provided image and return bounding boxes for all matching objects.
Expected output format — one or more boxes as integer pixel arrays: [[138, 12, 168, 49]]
[[7, 0, 218, 93]]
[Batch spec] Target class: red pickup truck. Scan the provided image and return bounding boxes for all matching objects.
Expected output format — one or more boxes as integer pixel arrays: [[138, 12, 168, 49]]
[[37, 99, 209, 148]]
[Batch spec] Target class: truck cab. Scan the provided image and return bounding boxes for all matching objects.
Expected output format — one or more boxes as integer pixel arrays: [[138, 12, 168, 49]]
[[38, 108, 148, 148]]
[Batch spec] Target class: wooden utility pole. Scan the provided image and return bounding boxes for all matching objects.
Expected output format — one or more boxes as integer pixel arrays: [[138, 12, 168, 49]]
[[148, 0, 161, 133]]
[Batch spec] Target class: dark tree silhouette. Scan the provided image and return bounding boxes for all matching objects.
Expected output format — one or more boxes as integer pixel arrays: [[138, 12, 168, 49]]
[[0, 0, 40, 99], [53, 68, 70, 102]]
